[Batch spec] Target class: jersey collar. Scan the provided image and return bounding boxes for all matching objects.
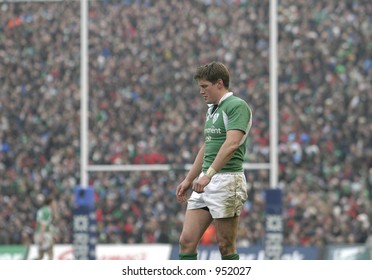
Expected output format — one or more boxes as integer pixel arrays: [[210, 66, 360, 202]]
[[207, 92, 233, 108], [219, 92, 233, 105]]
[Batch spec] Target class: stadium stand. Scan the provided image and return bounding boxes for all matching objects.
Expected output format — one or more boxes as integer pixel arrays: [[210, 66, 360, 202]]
[[0, 0, 371, 251]]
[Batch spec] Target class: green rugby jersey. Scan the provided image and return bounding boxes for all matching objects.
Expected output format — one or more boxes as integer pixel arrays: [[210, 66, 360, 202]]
[[202, 92, 252, 173], [35, 205, 53, 233]]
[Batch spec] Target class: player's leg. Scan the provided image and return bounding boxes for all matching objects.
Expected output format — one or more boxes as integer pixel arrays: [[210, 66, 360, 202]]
[[179, 208, 213, 259], [47, 246, 54, 260], [214, 215, 240, 259], [33, 234, 44, 260], [45, 234, 54, 259], [204, 173, 247, 260], [34, 247, 45, 260]]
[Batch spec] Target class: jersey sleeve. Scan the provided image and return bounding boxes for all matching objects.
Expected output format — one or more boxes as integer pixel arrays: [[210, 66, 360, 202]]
[[226, 99, 252, 134]]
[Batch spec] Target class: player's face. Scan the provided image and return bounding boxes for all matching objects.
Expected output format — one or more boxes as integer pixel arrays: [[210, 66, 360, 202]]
[[197, 79, 220, 104]]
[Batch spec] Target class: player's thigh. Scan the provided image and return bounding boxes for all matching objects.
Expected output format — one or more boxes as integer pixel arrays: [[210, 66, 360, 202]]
[[214, 215, 239, 243], [180, 209, 213, 243]]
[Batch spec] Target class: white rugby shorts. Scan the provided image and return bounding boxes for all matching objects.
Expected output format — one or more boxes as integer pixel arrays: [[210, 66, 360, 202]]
[[34, 232, 53, 251], [187, 172, 248, 219]]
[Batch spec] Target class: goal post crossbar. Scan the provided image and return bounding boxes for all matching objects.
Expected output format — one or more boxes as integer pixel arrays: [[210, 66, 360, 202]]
[[87, 163, 271, 172]]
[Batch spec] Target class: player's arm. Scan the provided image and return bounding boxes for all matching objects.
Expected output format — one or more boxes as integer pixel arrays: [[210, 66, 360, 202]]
[[38, 210, 50, 242], [39, 221, 46, 242], [176, 144, 204, 202], [192, 130, 244, 193], [209, 129, 244, 173], [185, 143, 205, 183]]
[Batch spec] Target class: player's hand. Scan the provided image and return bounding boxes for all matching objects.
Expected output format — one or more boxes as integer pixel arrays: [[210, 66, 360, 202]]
[[192, 175, 210, 193], [176, 180, 192, 203]]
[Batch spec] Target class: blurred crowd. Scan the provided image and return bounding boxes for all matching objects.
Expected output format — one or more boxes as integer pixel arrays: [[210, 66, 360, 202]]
[[0, 0, 371, 251]]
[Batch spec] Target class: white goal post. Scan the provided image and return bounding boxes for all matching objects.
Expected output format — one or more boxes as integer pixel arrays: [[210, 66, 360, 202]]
[[79, 0, 278, 187], [4, 0, 277, 186]]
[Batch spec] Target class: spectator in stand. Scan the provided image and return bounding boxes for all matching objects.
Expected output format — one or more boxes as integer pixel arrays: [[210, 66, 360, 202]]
[[0, 0, 370, 253]]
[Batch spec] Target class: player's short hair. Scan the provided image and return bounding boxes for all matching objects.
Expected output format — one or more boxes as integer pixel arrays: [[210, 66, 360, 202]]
[[194, 61, 230, 89]]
